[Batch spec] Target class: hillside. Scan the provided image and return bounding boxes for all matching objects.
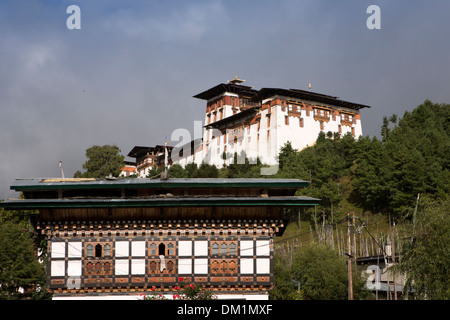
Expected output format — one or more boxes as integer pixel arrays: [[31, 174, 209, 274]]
[[273, 100, 449, 256]]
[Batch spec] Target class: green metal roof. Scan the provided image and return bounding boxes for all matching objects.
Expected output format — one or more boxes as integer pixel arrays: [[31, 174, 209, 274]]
[[10, 178, 310, 191]]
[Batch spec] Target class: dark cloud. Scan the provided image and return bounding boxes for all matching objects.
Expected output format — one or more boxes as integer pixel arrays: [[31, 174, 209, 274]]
[[1, 0, 449, 199]]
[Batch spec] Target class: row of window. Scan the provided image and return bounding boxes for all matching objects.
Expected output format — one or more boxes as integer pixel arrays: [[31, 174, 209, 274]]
[[86, 244, 111, 258], [50, 257, 271, 277], [52, 240, 270, 260], [84, 242, 241, 258], [83, 259, 238, 274], [285, 116, 304, 127], [86, 260, 241, 275]]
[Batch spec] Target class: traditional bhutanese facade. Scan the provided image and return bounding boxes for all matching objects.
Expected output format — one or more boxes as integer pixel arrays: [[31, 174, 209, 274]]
[[119, 161, 137, 178], [172, 77, 370, 168], [126, 145, 173, 178], [0, 177, 319, 300]]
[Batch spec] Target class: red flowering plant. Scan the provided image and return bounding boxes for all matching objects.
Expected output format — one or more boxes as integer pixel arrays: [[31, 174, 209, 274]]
[[141, 278, 216, 300], [178, 279, 216, 300], [140, 286, 168, 300]]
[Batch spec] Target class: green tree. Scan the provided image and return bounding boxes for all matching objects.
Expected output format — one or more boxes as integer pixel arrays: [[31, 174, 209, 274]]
[[278, 141, 297, 170], [74, 145, 125, 178], [146, 166, 163, 178], [0, 219, 46, 299], [271, 244, 370, 300], [381, 116, 390, 143], [399, 197, 450, 300], [350, 136, 392, 213], [195, 162, 219, 178], [168, 164, 187, 178], [222, 152, 262, 178], [271, 251, 304, 300], [184, 163, 199, 178]]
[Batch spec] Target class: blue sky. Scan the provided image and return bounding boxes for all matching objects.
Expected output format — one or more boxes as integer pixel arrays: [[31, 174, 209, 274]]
[[1, 0, 449, 199]]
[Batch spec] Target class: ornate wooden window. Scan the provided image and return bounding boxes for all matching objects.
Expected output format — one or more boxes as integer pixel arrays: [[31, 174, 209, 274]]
[[86, 261, 94, 272], [95, 244, 102, 257], [150, 243, 157, 256], [167, 243, 174, 255], [167, 260, 174, 273], [158, 243, 165, 256], [229, 260, 236, 273], [212, 243, 219, 255], [95, 262, 102, 274], [212, 260, 219, 273], [149, 261, 157, 273], [220, 260, 228, 273], [86, 244, 94, 257], [104, 244, 111, 257], [229, 243, 236, 256], [220, 243, 227, 255]]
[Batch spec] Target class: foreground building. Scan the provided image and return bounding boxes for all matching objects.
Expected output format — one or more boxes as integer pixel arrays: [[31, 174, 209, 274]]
[[1, 177, 319, 300]]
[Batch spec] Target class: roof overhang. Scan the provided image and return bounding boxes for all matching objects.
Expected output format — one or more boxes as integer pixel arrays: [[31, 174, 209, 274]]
[[193, 83, 258, 101], [0, 196, 320, 210], [204, 107, 260, 129], [254, 88, 371, 110], [127, 146, 155, 158]]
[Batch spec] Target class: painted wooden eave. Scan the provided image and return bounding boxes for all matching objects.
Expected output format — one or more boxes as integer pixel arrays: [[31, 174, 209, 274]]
[[0, 196, 320, 209]]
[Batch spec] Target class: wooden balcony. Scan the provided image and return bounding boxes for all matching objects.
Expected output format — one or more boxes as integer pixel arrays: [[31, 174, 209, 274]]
[[340, 119, 353, 127], [313, 114, 330, 122]]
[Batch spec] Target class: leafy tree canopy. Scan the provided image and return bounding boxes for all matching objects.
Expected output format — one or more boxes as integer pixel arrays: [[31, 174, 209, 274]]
[[0, 214, 47, 299], [74, 145, 125, 178], [271, 244, 371, 300], [399, 196, 450, 300]]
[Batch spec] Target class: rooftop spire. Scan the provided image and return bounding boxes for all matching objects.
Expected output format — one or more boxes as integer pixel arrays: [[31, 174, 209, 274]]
[[228, 74, 245, 85]]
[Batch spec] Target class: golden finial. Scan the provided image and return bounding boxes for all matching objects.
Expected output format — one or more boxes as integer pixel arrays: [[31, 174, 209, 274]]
[[228, 74, 245, 85]]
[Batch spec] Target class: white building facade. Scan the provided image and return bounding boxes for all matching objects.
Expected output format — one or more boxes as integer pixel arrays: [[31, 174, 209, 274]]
[[172, 79, 369, 169]]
